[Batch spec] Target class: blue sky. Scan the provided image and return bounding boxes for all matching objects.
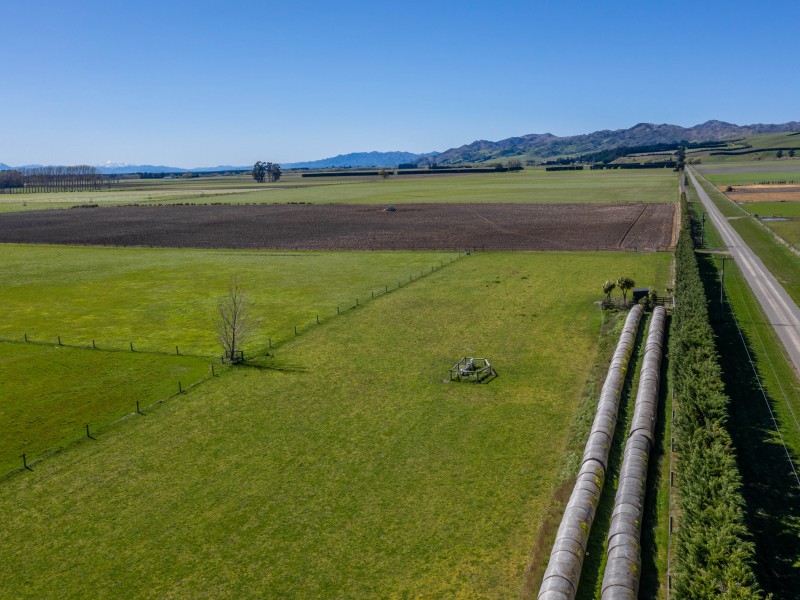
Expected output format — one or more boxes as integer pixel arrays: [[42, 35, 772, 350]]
[[2, 0, 798, 167]]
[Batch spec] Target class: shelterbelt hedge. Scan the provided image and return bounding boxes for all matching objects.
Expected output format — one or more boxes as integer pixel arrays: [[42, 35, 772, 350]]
[[671, 193, 762, 599]]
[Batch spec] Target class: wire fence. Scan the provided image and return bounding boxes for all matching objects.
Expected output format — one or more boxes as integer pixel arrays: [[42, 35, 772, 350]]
[[262, 252, 468, 351], [1, 252, 469, 479], [0, 362, 221, 481]]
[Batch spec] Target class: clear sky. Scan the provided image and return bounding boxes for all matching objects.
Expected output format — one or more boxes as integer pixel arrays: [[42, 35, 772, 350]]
[[2, 0, 798, 168]]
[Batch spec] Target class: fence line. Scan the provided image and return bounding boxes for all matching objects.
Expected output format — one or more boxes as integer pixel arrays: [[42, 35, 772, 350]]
[[268, 252, 468, 351], [2, 253, 468, 478], [0, 335, 215, 359], [0, 363, 220, 481]]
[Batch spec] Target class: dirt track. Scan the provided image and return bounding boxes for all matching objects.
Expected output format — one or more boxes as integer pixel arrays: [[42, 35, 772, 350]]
[[0, 203, 675, 251]]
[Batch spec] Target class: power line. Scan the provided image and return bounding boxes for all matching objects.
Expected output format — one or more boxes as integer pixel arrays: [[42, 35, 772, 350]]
[[720, 260, 800, 488], [728, 264, 800, 436]]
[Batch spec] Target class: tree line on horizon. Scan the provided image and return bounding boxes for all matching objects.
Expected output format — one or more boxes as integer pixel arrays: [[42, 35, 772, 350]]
[[0, 165, 108, 194]]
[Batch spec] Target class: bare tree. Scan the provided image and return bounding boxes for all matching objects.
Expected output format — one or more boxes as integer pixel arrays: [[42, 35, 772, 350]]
[[216, 278, 252, 364]]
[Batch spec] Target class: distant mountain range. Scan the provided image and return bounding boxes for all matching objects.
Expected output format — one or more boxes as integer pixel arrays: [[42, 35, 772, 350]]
[[282, 151, 439, 170], [2, 120, 797, 173], [434, 120, 800, 163]]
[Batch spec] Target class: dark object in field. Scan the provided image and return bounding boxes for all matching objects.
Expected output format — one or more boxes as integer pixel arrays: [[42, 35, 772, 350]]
[[0, 202, 675, 251], [450, 357, 495, 383]]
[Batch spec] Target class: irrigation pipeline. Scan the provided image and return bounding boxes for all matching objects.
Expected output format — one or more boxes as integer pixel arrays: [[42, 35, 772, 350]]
[[538, 304, 643, 600], [601, 307, 666, 599]]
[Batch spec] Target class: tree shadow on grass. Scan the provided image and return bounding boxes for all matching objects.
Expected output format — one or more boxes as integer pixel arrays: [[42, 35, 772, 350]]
[[698, 253, 800, 599]]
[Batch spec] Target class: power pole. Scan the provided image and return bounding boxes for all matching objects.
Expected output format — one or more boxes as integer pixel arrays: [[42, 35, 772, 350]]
[[720, 256, 727, 317], [701, 213, 706, 246]]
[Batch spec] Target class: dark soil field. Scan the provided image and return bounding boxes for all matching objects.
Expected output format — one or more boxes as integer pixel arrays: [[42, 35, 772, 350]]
[[0, 203, 674, 251]]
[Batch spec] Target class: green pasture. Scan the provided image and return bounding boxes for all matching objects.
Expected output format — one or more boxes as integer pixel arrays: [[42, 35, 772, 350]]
[[737, 202, 800, 218], [0, 168, 677, 214], [0, 245, 458, 356], [0, 343, 213, 476], [701, 169, 800, 185], [0, 186, 253, 213], [762, 220, 800, 246], [697, 132, 800, 166], [741, 131, 800, 150], [210, 168, 677, 205], [0, 250, 671, 598]]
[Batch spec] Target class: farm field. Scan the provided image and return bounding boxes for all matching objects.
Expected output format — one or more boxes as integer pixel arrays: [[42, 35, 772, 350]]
[[0, 250, 672, 598], [0, 245, 459, 356], [693, 132, 800, 166], [0, 342, 213, 476], [0, 168, 678, 213], [703, 170, 800, 185], [762, 220, 800, 246], [734, 201, 800, 218], [0, 202, 676, 251], [722, 185, 800, 203]]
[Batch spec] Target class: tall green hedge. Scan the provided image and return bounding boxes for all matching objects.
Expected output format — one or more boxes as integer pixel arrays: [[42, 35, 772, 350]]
[[671, 194, 763, 599]]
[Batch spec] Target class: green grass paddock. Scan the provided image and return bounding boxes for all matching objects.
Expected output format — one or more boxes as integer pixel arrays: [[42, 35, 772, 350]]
[[702, 170, 800, 185], [736, 201, 800, 218], [0, 245, 459, 356], [0, 342, 213, 476], [0, 250, 671, 598]]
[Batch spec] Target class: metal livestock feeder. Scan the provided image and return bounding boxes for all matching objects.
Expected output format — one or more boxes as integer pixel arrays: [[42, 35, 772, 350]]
[[450, 356, 495, 383]]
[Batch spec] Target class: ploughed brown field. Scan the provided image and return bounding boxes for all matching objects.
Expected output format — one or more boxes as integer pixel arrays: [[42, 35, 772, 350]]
[[0, 203, 675, 251], [720, 184, 800, 203]]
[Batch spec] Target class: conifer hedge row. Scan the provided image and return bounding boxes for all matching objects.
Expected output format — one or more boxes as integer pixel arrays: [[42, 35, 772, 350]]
[[671, 194, 762, 599]]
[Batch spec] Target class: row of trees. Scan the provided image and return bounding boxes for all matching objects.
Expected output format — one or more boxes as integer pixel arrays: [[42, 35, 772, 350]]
[[0, 165, 108, 193], [252, 161, 282, 183], [671, 192, 762, 598]]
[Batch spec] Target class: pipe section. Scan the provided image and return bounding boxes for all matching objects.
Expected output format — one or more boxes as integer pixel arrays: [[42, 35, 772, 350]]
[[539, 304, 643, 600], [601, 306, 666, 600]]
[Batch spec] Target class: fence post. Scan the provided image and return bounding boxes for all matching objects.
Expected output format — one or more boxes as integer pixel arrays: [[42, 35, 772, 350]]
[[58, 336, 62, 346], [86, 424, 93, 439], [178, 381, 183, 394], [176, 346, 179, 355], [24, 333, 28, 343], [136, 400, 142, 414], [92, 339, 96, 349], [130, 342, 134, 352], [22, 453, 31, 471], [211, 365, 215, 377]]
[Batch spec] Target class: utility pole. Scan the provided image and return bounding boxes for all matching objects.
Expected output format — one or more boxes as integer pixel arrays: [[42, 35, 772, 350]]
[[701, 213, 706, 246], [720, 255, 727, 317]]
